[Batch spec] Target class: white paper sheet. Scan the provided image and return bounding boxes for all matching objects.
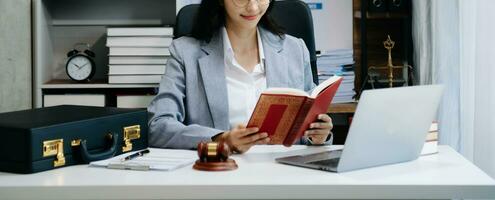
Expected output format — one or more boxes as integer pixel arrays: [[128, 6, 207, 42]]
[[90, 148, 197, 171]]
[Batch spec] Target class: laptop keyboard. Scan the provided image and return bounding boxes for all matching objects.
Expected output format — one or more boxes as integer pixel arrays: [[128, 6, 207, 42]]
[[307, 158, 340, 167], [276, 150, 342, 171]]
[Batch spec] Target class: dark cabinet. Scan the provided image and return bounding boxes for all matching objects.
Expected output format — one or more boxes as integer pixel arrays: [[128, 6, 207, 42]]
[[353, 0, 414, 96]]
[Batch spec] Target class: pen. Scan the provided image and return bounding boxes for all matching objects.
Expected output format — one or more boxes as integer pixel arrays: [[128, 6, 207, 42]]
[[121, 149, 150, 161]]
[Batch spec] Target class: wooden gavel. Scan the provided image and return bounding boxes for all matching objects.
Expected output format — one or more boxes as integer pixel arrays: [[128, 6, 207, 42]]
[[197, 142, 232, 163], [194, 141, 238, 171]]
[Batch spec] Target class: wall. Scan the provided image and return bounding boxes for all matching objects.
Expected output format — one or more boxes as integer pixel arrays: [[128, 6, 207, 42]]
[[305, 0, 353, 51], [177, 0, 353, 51], [176, 0, 201, 14], [0, 0, 32, 112]]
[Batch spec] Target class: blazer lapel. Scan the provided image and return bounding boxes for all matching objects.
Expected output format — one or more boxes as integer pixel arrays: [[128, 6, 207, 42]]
[[260, 28, 288, 88], [196, 29, 286, 130], [198, 33, 230, 130]]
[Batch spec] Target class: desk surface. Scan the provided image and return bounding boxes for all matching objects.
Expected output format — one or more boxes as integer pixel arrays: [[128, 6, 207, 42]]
[[328, 102, 357, 113], [1, 145, 494, 199]]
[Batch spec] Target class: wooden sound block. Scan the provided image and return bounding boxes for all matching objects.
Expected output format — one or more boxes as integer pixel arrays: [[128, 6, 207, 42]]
[[193, 158, 238, 171]]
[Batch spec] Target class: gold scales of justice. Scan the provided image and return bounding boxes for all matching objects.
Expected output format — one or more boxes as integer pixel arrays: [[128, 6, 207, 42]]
[[368, 35, 412, 88]]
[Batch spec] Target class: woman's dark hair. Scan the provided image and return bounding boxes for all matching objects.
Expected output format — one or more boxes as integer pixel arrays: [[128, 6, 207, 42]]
[[191, 0, 285, 42]]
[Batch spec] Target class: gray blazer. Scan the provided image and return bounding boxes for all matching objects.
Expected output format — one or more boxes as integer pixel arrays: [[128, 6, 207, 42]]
[[148, 28, 316, 149]]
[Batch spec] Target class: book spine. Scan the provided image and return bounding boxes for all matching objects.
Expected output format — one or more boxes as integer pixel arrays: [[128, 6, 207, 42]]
[[282, 98, 315, 147]]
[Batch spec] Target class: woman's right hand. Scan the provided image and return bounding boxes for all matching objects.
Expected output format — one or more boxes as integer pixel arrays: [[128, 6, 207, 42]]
[[215, 124, 270, 154]]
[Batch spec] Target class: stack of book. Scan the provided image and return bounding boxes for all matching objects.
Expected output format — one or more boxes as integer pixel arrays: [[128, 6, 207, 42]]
[[317, 49, 356, 103], [422, 121, 439, 156], [106, 27, 173, 84]]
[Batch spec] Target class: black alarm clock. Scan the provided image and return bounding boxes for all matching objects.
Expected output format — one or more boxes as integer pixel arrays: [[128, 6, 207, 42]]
[[66, 43, 96, 82]]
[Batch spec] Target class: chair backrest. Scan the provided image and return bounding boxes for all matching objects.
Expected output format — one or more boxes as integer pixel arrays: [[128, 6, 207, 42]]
[[174, 0, 319, 84]]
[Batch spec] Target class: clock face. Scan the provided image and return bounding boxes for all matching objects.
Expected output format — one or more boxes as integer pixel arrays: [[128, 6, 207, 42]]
[[66, 55, 94, 81]]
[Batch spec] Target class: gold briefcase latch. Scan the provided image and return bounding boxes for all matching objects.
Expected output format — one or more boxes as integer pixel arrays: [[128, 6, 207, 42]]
[[43, 139, 65, 167], [122, 125, 141, 152]]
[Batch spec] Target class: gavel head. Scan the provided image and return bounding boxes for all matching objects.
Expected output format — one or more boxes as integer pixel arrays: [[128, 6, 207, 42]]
[[197, 141, 231, 162]]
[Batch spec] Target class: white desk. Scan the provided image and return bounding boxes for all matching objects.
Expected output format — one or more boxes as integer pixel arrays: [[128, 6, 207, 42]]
[[0, 145, 494, 199]]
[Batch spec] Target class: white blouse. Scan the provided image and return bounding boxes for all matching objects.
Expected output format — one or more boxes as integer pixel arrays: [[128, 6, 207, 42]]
[[222, 27, 267, 129]]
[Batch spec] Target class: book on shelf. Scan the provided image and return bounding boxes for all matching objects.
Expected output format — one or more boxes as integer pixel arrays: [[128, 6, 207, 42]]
[[109, 56, 169, 65], [108, 75, 162, 84], [422, 121, 439, 156], [43, 94, 105, 107], [106, 37, 173, 47], [425, 131, 438, 142], [107, 27, 173, 37], [247, 76, 343, 147], [109, 47, 170, 56], [108, 65, 166, 75], [422, 140, 438, 156], [117, 95, 155, 108]]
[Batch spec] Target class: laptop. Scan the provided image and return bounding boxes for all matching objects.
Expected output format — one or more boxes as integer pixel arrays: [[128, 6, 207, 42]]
[[276, 85, 444, 172]]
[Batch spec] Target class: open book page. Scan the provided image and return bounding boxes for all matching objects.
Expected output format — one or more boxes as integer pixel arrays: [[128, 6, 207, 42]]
[[261, 75, 342, 98], [262, 88, 308, 97], [90, 148, 196, 171], [310, 76, 342, 98]]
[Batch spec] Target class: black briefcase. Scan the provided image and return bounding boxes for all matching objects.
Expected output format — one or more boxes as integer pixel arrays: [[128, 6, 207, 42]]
[[0, 105, 148, 174]]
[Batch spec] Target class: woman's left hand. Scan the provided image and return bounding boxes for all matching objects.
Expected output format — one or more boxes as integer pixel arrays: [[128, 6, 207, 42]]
[[304, 114, 333, 145]]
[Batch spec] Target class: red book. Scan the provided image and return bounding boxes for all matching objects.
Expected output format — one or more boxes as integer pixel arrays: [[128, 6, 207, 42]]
[[247, 76, 343, 147]]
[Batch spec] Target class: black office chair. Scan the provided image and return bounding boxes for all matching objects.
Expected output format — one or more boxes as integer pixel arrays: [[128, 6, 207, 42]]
[[174, 0, 319, 84]]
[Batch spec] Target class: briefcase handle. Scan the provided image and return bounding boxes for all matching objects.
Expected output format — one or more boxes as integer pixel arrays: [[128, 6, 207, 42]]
[[78, 133, 119, 163]]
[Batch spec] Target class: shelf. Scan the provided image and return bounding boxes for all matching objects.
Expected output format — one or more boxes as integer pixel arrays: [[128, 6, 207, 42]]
[[51, 19, 164, 26], [369, 79, 405, 82], [328, 102, 357, 113], [33, 0, 176, 107], [354, 11, 410, 19], [42, 79, 158, 89]]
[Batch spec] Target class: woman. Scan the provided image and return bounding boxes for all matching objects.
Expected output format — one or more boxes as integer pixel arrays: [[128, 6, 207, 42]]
[[148, 0, 333, 153]]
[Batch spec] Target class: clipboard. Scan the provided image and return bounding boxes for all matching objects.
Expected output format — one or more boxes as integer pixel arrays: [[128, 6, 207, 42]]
[[89, 148, 196, 171]]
